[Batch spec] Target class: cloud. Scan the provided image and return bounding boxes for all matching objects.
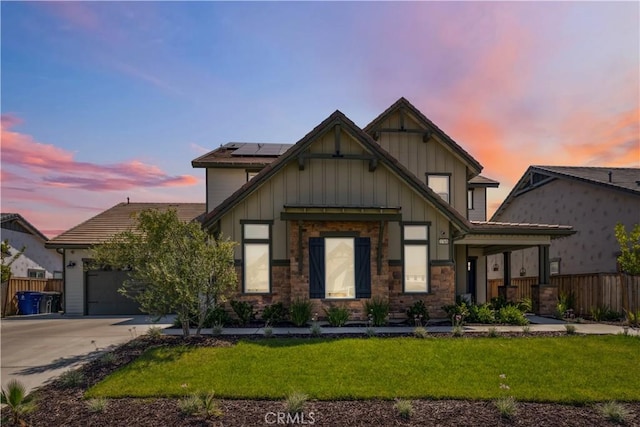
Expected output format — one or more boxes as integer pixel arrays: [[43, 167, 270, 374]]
[[1, 115, 199, 192]]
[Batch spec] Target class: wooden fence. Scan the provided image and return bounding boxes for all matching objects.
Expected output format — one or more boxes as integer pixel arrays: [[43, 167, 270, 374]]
[[488, 273, 640, 316], [1, 278, 64, 316]]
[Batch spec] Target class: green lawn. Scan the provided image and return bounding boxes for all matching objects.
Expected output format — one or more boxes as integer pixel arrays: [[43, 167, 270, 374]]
[[87, 335, 640, 403]]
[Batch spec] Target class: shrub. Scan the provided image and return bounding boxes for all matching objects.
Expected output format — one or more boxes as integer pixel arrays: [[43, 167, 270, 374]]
[[310, 323, 322, 337], [475, 303, 496, 324], [497, 305, 529, 326], [521, 325, 531, 334], [442, 302, 470, 325], [490, 295, 508, 311], [452, 325, 464, 337], [394, 399, 413, 420], [598, 401, 630, 423], [146, 326, 163, 339], [565, 324, 577, 335], [262, 302, 287, 325], [87, 398, 108, 413], [263, 326, 273, 338], [58, 370, 85, 388], [487, 327, 499, 338], [591, 305, 621, 322], [324, 306, 350, 327], [625, 309, 640, 327], [495, 396, 517, 419], [413, 326, 428, 338], [285, 391, 308, 414], [203, 305, 232, 328], [99, 352, 117, 365], [290, 298, 312, 327], [517, 298, 532, 313], [211, 323, 224, 336], [179, 392, 221, 417], [365, 327, 377, 337], [230, 300, 256, 326], [1, 379, 37, 425], [406, 300, 429, 326], [364, 297, 390, 326]]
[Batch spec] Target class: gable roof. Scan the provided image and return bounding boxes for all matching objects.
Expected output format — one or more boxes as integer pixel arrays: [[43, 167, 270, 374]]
[[492, 166, 640, 220], [45, 202, 206, 248], [201, 109, 472, 231], [363, 97, 483, 177], [469, 175, 500, 188], [1, 213, 49, 242], [192, 142, 293, 168]]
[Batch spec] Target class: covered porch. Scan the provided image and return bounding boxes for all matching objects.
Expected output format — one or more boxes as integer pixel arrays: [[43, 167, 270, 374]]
[[454, 222, 574, 315]]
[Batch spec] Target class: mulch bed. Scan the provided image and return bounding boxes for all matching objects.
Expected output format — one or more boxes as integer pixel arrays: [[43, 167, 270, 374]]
[[4, 333, 638, 427]]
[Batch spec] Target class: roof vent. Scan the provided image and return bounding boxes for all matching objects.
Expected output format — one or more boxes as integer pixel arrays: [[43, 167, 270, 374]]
[[608, 171, 612, 183]]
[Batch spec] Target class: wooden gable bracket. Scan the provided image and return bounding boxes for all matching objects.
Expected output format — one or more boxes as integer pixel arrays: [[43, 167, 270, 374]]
[[422, 130, 432, 143], [368, 157, 378, 172], [334, 124, 343, 157]]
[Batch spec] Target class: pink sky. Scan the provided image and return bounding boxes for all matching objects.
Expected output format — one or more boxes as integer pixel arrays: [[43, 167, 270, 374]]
[[1, 2, 638, 237]]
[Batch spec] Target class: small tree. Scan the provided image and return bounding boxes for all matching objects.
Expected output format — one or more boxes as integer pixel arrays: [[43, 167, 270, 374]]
[[91, 209, 237, 336], [614, 223, 640, 326], [1, 240, 25, 283]]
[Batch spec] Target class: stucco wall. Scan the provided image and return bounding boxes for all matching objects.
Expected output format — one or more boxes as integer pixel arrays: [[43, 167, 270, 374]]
[[1, 229, 62, 278], [63, 248, 90, 314], [490, 179, 639, 275]]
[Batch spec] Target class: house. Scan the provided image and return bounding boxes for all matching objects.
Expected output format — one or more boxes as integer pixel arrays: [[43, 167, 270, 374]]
[[1, 213, 62, 279], [194, 98, 573, 319], [45, 203, 205, 315], [488, 166, 640, 282]]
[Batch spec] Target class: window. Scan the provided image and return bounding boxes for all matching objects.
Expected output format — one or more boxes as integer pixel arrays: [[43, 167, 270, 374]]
[[27, 269, 45, 279], [427, 174, 450, 203], [550, 258, 561, 275], [53, 271, 63, 279], [468, 189, 474, 210], [242, 222, 271, 293], [403, 224, 430, 293], [309, 237, 371, 299]]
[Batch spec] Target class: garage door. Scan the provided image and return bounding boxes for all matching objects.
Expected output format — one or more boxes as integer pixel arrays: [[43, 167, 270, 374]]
[[86, 270, 142, 315]]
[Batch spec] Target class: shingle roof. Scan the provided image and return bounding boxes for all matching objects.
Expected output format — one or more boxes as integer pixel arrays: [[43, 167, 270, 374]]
[[470, 220, 574, 236], [45, 203, 205, 248], [192, 142, 294, 168], [468, 175, 500, 187], [492, 166, 640, 220], [532, 166, 640, 194], [1, 213, 49, 241]]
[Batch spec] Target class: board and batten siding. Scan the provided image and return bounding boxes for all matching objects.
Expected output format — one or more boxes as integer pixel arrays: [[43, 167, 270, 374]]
[[373, 112, 469, 215], [207, 168, 248, 212], [468, 187, 488, 222], [219, 129, 453, 261]]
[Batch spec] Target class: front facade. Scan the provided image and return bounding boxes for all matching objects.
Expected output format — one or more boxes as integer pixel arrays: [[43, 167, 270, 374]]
[[195, 98, 572, 319], [488, 166, 640, 280], [1, 213, 62, 279]]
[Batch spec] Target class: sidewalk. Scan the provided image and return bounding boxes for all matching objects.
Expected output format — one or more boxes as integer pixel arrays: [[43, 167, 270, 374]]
[[164, 315, 639, 337]]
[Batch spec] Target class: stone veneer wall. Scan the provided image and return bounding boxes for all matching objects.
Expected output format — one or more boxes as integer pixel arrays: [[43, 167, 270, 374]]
[[224, 220, 456, 322], [389, 264, 455, 319], [532, 284, 558, 316]]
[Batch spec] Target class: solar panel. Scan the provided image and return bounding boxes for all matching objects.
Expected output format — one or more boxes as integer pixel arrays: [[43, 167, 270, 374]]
[[231, 143, 293, 157]]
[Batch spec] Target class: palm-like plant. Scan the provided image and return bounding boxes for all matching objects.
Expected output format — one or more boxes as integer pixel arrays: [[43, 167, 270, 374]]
[[1, 379, 37, 425]]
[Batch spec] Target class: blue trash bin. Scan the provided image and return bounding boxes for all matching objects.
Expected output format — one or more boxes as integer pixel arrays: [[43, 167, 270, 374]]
[[16, 291, 43, 315]]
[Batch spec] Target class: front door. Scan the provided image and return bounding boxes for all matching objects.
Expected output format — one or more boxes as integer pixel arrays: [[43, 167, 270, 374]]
[[467, 257, 477, 300]]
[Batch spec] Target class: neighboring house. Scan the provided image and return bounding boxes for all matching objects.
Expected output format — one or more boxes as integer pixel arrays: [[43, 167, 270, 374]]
[[45, 203, 205, 315], [1, 213, 62, 279], [194, 98, 573, 318], [488, 166, 640, 281]]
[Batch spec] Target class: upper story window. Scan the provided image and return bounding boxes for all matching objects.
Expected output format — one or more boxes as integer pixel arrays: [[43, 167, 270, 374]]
[[242, 222, 272, 293], [427, 174, 450, 203], [468, 189, 474, 210]]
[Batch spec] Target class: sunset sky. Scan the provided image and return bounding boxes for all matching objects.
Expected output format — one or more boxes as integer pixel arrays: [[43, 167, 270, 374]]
[[2, 2, 638, 237]]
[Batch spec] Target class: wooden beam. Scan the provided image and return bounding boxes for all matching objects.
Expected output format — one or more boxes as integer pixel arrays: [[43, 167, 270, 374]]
[[298, 155, 305, 171], [369, 158, 378, 172], [422, 130, 432, 143], [334, 124, 341, 156]]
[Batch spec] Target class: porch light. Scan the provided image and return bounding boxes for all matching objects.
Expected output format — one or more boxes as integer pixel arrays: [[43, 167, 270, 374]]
[[492, 262, 499, 271], [67, 261, 76, 268], [519, 267, 526, 277]]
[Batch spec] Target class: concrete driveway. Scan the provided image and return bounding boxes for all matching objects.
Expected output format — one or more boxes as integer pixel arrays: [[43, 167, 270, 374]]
[[1, 314, 174, 393]]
